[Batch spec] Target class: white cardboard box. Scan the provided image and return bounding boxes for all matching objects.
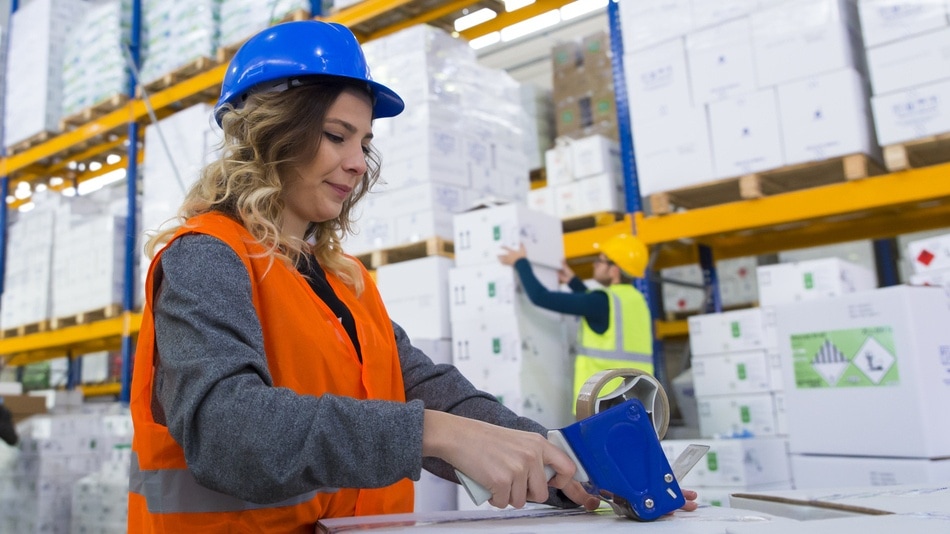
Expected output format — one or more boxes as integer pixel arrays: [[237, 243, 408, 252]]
[[731, 483, 950, 518], [570, 134, 622, 181], [756, 258, 877, 307], [376, 256, 454, 340], [728, 514, 950, 534], [447, 263, 560, 323], [858, 0, 950, 48], [905, 231, 950, 273], [775, 285, 950, 458], [790, 455, 950, 489], [867, 26, 950, 95], [453, 203, 564, 269], [632, 107, 716, 195], [692, 349, 783, 397], [708, 89, 785, 179], [625, 37, 693, 124], [618, 0, 694, 53], [777, 68, 878, 165], [690, 0, 756, 30], [697, 392, 784, 438], [871, 77, 950, 145], [688, 307, 778, 356], [685, 17, 757, 104], [662, 437, 792, 487]]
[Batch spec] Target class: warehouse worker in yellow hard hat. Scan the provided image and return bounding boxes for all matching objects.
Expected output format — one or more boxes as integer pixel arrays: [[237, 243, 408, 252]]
[[499, 234, 654, 408]]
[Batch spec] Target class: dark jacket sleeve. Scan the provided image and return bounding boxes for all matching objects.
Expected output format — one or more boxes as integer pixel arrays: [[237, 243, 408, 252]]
[[153, 235, 426, 504], [512, 258, 611, 335]]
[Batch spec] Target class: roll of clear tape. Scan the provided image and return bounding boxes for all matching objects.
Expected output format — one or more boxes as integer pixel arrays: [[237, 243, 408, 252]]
[[574, 368, 670, 439]]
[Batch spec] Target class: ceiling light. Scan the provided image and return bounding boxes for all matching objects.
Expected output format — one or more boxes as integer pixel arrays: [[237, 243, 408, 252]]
[[455, 7, 496, 32], [504, 0, 535, 12], [561, 0, 608, 21], [469, 31, 502, 50], [78, 168, 126, 196], [106, 154, 122, 164], [18, 202, 35, 213], [501, 10, 561, 41]]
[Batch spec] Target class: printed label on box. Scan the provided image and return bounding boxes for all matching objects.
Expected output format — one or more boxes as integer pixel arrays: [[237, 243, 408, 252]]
[[790, 327, 899, 388]]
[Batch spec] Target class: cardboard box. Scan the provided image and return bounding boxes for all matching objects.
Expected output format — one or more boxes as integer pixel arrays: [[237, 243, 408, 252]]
[[1, 395, 48, 424], [708, 89, 785, 179], [728, 514, 950, 534], [905, 231, 950, 273], [756, 258, 877, 306], [731, 483, 950, 518], [858, 0, 950, 48], [617, 0, 694, 53], [692, 349, 783, 397], [697, 392, 785, 438], [624, 37, 693, 124], [867, 26, 950, 95], [871, 77, 950, 145], [632, 107, 716, 196], [775, 285, 950, 458], [790, 455, 950, 489], [662, 437, 792, 487], [376, 256, 454, 340], [685, 17, 757, 104], [688, 307, 778, 356], [453, 203, 564, 270]]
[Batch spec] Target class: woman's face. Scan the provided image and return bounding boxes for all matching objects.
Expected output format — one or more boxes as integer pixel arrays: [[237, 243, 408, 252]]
[[281, 87, 373, 239]]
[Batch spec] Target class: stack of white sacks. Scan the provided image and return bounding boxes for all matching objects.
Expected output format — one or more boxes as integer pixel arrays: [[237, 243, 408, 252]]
[[860, 0, 950, 157], [61, 0, 130, 118], [619, 0, 880, 196], [218, 0, 310, 49], [670, 255, 879, 503], [343, 25, 531, 255], [528, 134, 627, 219], [374, 204, 576, 512], [71, 443, 133, 534], [138, 0, 218, 86], [0, 403, 132, 534], [3, 0, 87, 146]]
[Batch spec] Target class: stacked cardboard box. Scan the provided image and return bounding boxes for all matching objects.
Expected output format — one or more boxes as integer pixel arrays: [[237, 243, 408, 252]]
[[551, 31, 617, 141]]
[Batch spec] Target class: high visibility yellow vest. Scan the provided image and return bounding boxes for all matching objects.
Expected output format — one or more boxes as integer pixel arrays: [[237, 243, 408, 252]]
[[128, 213, 413, 533], [574, 284, 654, 405]]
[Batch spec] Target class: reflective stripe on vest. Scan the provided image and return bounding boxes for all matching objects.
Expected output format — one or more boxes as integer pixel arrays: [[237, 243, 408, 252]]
[[581, 291, 652, 365], [129, 451, 332, 514]]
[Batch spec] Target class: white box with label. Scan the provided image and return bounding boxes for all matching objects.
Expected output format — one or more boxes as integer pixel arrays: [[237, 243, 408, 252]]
[[662, 437, 792, 487], [690, 0, 756, 30], [697, 392, 784, 438], [688, 307, 778, 356], [618, 0, 693, 53], [570, 134, 622, 181], [632, 106, 716, 195], [867, 26, 950, 95], [448, 263, 560, 323], [906, 231, 950, 273], [686, 17, 757, 104], [708, 89, 785, 179], [625, 37, 693, 124], [858, 0, 950, 48], [777, 68, 878, 165], [871, 77, 950, 145], [790, 455, 950, 489], [452, 203, 564, 269], [692, 349, 783, 397], [775, 285, 950, 457], [756, 258, 878, 307]]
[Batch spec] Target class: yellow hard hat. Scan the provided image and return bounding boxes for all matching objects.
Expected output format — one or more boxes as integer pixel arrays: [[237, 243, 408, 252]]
[[595, 234, 649, 278]]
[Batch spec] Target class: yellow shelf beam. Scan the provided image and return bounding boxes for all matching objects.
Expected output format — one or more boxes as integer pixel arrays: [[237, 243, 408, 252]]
[[324, 0, 418, 27], [81, 382, 122, 398], [0, 313, 142, 367], [364, 0, 481, 41], [654, 319, 688, 339]]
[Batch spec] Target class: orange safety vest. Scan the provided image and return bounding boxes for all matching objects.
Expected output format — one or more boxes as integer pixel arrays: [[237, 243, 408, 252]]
[[128, 212, 414, 533]]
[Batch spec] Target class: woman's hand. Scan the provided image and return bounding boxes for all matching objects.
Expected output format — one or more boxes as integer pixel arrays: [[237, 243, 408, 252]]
[[423, 410, 599, 510], [497, 244, 527, 267], [679, 489, 699, 512]]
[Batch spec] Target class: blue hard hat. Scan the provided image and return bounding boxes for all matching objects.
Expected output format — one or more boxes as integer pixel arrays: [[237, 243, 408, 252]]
[[214, 20, 404, 125]]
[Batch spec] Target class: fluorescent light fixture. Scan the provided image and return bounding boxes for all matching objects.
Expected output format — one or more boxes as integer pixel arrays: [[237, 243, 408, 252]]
[[504, 0, 535, 11], [78, 168, 126, 196], [18, 202, 35, 213], [62, 187, 77, 197], [14, 188, 30, 200], [454, 7, 496, 32], [561, 0, 608, 20], [89, 161, 103, 172], [469, 31, 502, 50], [34, 183, 47, 193], [501, 10, 561, 41], [49, 177, 64, 187], [106, 154, 122, 164], [5, 195, 13, 204]]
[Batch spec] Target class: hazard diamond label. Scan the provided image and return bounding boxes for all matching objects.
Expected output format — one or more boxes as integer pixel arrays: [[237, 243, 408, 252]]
[[916, 249, 935, 267], [790, 326, 899, 389], [852, 336, 895, 384]]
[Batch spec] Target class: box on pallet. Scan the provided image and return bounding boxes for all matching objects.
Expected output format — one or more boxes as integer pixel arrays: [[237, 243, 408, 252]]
[[662, 437, 792, 488], [452, 204, 564, 270], [688, 307, 778, 357], [905, 232, 950, 273], [858, 0, 950, 48], [775, 285, 950, 458], [756, 257, 877, 307], [376, 257, 454, 341]]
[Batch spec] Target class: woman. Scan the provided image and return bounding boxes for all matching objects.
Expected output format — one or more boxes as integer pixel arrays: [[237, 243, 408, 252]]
[[127, 20, 693, 532]]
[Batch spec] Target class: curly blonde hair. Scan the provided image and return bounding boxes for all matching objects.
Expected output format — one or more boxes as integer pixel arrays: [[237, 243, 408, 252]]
[[145, 80, 380, 295]]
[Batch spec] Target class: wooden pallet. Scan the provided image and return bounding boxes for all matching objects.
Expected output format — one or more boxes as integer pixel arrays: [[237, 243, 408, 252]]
[[50, 304, 123, 330], [0, 320, 51, 340], [59, 94, 131, 131], [648, 153, 885, 215], [355, 237, 454, 270], [6, 130, 57, 156], [140, 56, 219, 95], [883, 133, 950, 172], [561, 211, 625, 233]]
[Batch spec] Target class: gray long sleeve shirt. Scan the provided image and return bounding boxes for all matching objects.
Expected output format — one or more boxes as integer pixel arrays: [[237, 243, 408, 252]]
[[153, 234, 572, 507]]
